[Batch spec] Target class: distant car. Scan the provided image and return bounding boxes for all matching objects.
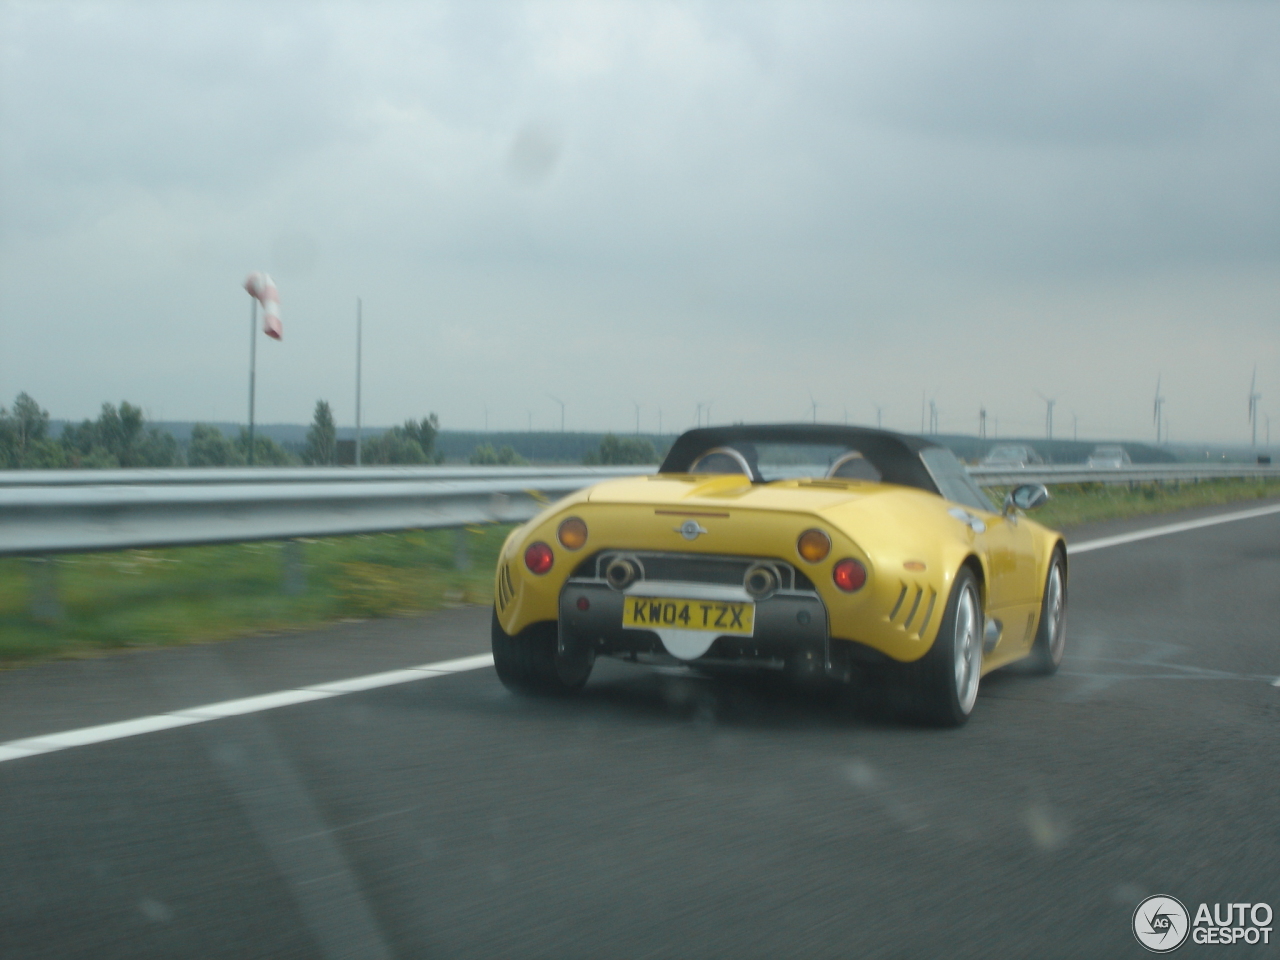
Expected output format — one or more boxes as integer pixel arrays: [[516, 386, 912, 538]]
[[1087, 445, 1132, 469], [981, 444, 1043, 468], [491, 424, 1067, 727]]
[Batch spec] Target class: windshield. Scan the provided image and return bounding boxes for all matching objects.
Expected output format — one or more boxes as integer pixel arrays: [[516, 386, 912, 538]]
[[692, 442, 882, 482]]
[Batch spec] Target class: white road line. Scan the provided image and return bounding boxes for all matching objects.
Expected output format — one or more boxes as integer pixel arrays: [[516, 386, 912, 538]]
[[1068, 502, 1280, 554], [4, 502, 1278, 767], [0, 654, 494, 766]]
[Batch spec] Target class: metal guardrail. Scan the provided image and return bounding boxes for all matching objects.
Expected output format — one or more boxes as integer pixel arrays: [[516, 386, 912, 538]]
[[1, 462, 1276, 558], [0, 465, 644, 488], [0, 469, 642, 557], [968, 463, 1278, 486]]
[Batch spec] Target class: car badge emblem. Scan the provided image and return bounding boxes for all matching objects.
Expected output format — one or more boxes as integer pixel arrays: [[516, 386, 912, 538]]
[[676, 520, 708, 540]]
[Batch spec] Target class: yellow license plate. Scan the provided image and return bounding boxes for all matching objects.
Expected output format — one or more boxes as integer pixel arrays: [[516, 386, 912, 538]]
[[621, 596, 755, 636]]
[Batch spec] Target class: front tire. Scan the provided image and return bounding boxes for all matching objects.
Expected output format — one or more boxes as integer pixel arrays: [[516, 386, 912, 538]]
[[1025, 550, 1067, 675], [904, 567, 983, 727], [491, 610, 594, 696]]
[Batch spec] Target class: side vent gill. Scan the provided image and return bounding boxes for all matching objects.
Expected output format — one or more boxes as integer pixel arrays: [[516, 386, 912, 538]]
[[497, 563, 515, 611], [885, 580, 937, 640]]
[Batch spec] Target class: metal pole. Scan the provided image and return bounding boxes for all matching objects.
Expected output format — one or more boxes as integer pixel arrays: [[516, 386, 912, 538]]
[[355, 297, 363, 467], [247, 298, 257, 466]]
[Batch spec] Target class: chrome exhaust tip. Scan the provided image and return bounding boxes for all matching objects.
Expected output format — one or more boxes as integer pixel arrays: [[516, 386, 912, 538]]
[[744, 562, 779, 600], [605, 556, 642, 591]]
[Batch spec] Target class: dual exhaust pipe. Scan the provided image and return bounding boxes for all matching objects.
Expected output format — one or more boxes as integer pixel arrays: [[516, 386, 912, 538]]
[[605, 555, 780, 600]]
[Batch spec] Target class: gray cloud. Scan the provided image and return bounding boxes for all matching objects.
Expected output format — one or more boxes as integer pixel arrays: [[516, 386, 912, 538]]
[[0, 0, 1276, 442]]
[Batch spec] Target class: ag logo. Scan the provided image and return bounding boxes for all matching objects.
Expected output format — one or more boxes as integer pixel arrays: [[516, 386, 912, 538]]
[[1133, 895, 1190, 953]]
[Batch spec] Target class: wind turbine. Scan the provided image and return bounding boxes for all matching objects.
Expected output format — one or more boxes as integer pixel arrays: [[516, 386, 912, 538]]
[[979, 406, 987, 439], [928, 399, 938, 434], [1153, 375, 1165, 444], [1036, 391, 1056, 441], [1248, 367, 1261, 447], [632, 400, 641, 435], [872, 404, 883, 429], [808, 395, 818, 424], [547, 394, 565, 433]]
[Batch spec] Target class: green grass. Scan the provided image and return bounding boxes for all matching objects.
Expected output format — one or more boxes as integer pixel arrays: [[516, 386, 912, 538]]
[[0, 525, 512, 667], [3, 476, 1278, 668], [992, 476, 1280, 530]]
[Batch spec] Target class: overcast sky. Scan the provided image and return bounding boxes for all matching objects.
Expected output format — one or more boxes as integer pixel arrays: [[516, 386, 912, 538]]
[[1, 0, 1277, 443]]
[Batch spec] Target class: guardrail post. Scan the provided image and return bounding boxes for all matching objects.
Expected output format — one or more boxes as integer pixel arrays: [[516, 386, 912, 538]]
[[454, 527, 471, 571], [26, 557, 62, 622], [282, 540, 306, 596]]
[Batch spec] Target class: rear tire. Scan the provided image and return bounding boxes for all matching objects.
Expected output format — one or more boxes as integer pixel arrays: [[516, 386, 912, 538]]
[[491, 610, 594, 696], [1025, 550, 1067, 675], [903, 567, 983, 727]]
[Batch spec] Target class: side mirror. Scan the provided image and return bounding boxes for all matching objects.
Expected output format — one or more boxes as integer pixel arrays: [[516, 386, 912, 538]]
[[1003, 483, 1049, 515]]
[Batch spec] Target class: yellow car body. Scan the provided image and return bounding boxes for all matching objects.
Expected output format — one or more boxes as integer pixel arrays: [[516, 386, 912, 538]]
[[492, 424, 1066, 725]]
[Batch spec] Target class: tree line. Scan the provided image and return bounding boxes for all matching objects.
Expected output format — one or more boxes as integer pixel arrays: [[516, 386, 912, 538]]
[[1, 392, 660, 469], [0, 394, 443, 468]]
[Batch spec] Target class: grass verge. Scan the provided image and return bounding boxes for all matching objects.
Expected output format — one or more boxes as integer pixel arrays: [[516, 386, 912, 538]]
[[0, 525, 512, 667], [992, 476, 1280, 530], [3, 477, 1278, 668]]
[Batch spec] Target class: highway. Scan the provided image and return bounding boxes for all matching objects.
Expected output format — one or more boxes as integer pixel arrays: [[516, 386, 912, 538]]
[[1, 501, 1278, 959]]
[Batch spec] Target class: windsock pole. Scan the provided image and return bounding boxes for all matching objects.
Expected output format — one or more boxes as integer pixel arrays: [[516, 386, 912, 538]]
[[355, 297, 363, 467], [247, 297, 258, 466], [242, 271, 281, 467]]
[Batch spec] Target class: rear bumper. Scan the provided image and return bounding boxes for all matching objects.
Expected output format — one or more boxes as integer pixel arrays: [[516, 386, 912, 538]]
[[558, 580, 831, 673]]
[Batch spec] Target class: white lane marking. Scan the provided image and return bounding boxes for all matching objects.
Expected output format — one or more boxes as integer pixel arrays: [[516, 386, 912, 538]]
[[0, 654, 495, 766], [5, 502, 1278, 766], [1, 713, 207, 760], [1272, 677, 1280, 688], [1069, 502, 1280, 554], [175, 688, 337, 719], [305, 667, 443, 694]]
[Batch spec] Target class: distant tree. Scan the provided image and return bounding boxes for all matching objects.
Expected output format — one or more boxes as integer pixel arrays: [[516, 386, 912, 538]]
[[362, 414, 444, 465], [470, 443, 528, 466], [304, 400, 337, 465], [187, 424, 245, 467], [60, 401, 180, 468], [234, 428, 297, 466], [363, 432, 427, 464], [401, 415, 440, 460], [0, 393, 66, 468], [583, 434, 657, 465]]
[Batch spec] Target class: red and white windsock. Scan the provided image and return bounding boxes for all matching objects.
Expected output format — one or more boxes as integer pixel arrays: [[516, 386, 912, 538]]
[[244, 271, 282, 340]]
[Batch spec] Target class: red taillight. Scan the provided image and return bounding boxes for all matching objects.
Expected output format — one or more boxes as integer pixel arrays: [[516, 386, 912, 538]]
[[832, 558, 866, 592], [524, 542, 554, 575]]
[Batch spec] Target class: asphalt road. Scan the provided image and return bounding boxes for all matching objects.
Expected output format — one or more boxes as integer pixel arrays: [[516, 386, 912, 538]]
[[1, 503, 1278, 959]]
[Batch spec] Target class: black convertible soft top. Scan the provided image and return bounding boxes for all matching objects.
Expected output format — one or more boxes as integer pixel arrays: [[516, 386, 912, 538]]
[[659, 423, 943, 495]]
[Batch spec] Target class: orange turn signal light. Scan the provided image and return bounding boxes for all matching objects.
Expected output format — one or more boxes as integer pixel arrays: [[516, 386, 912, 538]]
[[558, 517, 588, 550], [797, 528, 831, 563]]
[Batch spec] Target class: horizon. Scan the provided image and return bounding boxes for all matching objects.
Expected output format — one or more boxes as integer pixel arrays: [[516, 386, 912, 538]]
[[2, 3, 1277, 444]]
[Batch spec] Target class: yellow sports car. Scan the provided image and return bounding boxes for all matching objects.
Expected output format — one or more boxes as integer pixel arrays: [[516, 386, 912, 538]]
[[491, 424, 1066, 726]]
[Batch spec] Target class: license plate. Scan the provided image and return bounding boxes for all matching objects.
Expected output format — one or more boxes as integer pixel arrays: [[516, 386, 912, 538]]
[[621, 596, 755, 636]]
